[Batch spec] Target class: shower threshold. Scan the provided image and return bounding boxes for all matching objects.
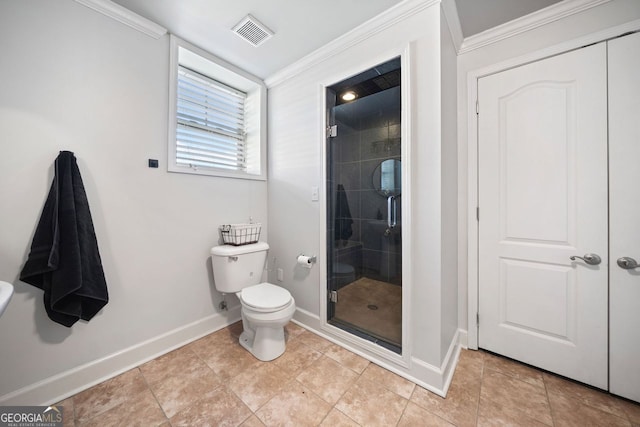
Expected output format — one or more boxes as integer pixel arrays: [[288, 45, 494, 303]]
[[329, 318, 401, 354]]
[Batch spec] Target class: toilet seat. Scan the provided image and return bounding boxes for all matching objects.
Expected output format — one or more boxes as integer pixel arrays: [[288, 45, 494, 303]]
[[239, 282, 292, 312]]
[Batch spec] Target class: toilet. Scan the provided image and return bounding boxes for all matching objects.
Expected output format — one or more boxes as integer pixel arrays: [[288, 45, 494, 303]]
[[333, 262, 356, 288], [210, 242, 295, 361]]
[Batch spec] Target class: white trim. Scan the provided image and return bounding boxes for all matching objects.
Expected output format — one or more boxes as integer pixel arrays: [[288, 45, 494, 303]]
[[400, 42, 414, 369], [168, 35, 267, 181], [317, 44, 414, 370], [0, 306, 241, 406], [440, 0, 464, 52], [292, 307, 323, 330], [457, 328, 469, 349], [440, 328, 463, 394], [264, 0, 438, 88], [458, 0, 612, 54], [467, 65, 479, 349], [320, 323, 409, 367], [318, 77, 329, 331], [293, 309, 460, 397], [466, 19, 640, 350], [73, 0, 167, 39]]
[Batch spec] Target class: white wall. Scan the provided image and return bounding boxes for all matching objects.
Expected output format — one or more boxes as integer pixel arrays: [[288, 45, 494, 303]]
[[457, 0, 640, 336], [440, 9, 459, 361], [268, 2, 459, 391], [0, 0, 266, 403]]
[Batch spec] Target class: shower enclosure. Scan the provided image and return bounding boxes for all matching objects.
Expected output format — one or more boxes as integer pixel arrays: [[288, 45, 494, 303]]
[[326, 58, 402, 353]]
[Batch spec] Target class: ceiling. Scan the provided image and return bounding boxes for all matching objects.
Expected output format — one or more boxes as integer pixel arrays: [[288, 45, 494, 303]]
[[456, 0, 562, 37], [113, 0, 564, 80]]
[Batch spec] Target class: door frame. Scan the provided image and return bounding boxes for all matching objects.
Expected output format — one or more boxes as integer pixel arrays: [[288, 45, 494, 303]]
[[319, 43, 414, 368], [466, 19, 640, 350]]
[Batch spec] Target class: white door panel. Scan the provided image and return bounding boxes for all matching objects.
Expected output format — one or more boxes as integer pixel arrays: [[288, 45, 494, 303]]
[[499, 82, 574, 244], [609, 31, 640, 402], [499, 259, 576, 341], [478, 43, 608, 388]]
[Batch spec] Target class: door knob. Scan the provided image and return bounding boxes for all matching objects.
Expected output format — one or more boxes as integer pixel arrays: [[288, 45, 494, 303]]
[[570, 253, 602, 265], [617, 257, 639, 269]]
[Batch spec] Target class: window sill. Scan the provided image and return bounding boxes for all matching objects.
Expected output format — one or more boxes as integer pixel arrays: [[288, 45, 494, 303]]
[[167, 164, 266, 181]]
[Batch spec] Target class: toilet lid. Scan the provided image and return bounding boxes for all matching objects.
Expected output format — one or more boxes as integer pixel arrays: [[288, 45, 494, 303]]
[[240, 282, 292, 311]]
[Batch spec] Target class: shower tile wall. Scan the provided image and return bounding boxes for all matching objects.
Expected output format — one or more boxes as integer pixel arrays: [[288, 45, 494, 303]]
[[332, 87, 402, 285]]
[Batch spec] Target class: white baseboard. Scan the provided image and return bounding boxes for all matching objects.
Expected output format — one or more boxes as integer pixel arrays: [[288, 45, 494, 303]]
[[6, 307, 465, 406], [408, 328, 462, 397], [440, 329, 463, 394], [292, 307, 322, 330], [0, 306, 241, 406], [292, 308, 462, 397], [457, 328, 468, 349]]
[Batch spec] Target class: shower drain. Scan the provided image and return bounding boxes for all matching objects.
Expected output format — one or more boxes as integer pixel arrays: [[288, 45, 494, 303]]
[[367, 304, 379, 310]]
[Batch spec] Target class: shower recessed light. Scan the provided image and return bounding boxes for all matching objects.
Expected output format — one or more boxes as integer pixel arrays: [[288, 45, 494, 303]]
[[341, 91, 357, 101]]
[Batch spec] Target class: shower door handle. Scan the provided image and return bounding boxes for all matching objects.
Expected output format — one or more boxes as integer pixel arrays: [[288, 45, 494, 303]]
[[387, 195, 397, 229]]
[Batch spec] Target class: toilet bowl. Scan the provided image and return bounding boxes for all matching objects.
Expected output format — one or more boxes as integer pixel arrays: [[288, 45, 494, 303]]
[[237, 282, 296, 361], [210, 242, 296, 361], [333, 262, 356, 287]]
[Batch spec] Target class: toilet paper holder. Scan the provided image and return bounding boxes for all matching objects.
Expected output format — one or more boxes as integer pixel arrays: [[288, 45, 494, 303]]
[[297, 254, 317, 267]]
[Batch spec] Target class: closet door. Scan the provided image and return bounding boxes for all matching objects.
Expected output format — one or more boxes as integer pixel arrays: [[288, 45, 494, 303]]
[[477, 43, 609, 388], [609, 31, 640, 402]]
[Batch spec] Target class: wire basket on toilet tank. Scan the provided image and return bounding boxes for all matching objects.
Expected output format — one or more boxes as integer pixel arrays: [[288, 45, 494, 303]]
[[220, 223, 262, 246]]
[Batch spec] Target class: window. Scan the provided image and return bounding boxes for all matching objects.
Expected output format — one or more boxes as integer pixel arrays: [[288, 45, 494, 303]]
[[168, 36, 266, 180], [177, 67, 247, 171]]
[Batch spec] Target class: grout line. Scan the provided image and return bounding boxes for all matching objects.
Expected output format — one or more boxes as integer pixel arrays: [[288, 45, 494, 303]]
[[333, 406, 363, 427], [66, 332, 640, 426], [137, 366, 170, 424], [394, 397, 410, 426], [475, 351, 485, 426], [542, 369, 555, 426]]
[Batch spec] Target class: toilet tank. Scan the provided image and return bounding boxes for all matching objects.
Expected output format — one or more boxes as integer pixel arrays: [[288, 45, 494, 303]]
[[210, 242, 269, 293]]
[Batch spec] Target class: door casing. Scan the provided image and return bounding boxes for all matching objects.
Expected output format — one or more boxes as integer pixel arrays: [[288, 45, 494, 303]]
[[477, 43, 608, 388], [466, 19, 640, 351], [318, 44, 414, 369]]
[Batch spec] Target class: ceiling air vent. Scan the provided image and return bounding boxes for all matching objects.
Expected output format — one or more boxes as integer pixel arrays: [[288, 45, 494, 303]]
[[232, 14, 274, 47]]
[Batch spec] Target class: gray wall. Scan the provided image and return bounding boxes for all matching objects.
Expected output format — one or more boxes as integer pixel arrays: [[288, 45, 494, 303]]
[[0, 0, 266, 402]]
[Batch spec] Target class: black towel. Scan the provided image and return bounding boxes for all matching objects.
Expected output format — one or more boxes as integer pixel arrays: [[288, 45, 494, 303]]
[[20, 151, 108, 327], [334, 184, 353, 241]]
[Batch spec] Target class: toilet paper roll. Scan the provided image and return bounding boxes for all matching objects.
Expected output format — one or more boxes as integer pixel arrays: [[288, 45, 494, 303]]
[[297, 255, 314, 269]]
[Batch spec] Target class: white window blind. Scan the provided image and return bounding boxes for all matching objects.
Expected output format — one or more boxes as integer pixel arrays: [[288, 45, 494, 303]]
[[176, 66, 247, 171]]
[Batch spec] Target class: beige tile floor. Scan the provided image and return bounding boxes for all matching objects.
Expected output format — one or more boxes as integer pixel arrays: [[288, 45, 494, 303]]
[[334, 277, 402, 346], [56, 322, 640, 426]]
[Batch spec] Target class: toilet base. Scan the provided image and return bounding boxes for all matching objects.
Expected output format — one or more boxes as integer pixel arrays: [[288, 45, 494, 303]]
[[238, 299, 296, 361], [239, 326, 286, 361]]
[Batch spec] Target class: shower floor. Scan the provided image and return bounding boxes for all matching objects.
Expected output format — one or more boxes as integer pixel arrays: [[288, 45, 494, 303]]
[[333, 277, 402, 347]]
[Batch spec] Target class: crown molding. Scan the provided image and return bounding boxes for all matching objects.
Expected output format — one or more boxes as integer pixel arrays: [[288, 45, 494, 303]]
[[458, 0, 612, 55], [441, 0, 463, 52], [265, 0, 439, 88], [74, 0, 167, 39]]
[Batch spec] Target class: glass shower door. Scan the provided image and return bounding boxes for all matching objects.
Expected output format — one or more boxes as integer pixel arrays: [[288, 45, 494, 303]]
[[326, 58, 402, 353]]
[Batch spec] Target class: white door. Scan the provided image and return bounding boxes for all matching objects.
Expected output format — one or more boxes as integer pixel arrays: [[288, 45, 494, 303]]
[[478, 43, 609, 388], [609, 31, 640, 402]]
